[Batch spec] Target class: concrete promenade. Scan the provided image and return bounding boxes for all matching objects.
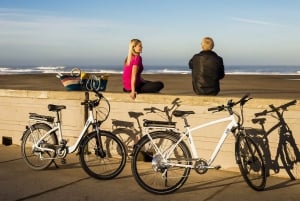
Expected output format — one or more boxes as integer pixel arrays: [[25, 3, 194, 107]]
[[1, 144, 300, 201]]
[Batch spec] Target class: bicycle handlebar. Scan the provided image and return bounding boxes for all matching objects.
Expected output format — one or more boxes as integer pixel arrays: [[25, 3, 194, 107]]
[[207, 94, 251, 113], [80, 90, 104, 107], [254, 99, 297, 117]]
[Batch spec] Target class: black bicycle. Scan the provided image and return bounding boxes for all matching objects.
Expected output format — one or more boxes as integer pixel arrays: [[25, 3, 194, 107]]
[[253, 100, 300, 180]]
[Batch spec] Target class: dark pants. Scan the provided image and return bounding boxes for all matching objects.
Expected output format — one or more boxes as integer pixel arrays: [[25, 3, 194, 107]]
[[123, 80, 164, 93]]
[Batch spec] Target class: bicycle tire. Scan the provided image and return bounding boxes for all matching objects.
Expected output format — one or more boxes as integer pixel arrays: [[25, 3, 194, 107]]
[[280, 134, 300, 180], [21, 123, 58, 170], [236, 134, 266, 191], [131, 131, 191, 194], [79, 130, 127, 180]]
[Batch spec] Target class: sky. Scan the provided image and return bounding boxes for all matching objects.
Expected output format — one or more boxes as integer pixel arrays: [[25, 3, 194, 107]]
[[0, 0, 300, 67]]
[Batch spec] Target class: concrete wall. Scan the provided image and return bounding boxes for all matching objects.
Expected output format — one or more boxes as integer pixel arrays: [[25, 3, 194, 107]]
[[1, 89, 299, 179]]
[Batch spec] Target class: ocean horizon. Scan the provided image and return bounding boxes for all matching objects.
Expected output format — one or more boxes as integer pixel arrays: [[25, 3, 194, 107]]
[[0, 65, 300, 75]]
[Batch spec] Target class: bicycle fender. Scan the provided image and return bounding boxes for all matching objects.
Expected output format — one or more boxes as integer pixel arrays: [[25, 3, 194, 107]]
[[20, 123, 53, 141], [132, 134, 148, 153]]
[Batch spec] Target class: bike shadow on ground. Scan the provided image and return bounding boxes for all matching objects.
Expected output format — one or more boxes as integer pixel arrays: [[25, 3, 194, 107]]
[[247, 108, 300, 181], [177, 171, 300, 194], [175, 173, 244, 194], [45, 159, 134, 180], [45, 156, 83, 171], [263, 178, 300, 191]]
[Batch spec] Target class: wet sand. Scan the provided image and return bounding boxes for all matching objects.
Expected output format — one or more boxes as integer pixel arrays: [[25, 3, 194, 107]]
[[0, 73, 299, 99]]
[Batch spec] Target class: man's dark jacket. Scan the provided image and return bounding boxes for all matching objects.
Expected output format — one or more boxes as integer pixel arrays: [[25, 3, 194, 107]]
[[189, 50, 225, 95]]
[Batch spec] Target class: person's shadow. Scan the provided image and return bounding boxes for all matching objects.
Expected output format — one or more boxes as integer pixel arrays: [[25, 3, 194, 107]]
[[247, 100, 300, 180]]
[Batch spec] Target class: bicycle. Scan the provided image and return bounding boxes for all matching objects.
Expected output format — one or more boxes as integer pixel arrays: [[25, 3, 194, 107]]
[[131, 94, 266, 194], [252, 99, 300, 180], [21, 90, 127, 180], [111, 98, 181, 158]]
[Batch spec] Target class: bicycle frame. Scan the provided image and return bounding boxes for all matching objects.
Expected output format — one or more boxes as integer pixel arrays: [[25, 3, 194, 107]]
[[31, 108, 98, 155], [145, 114, 238, 168], [131, 95, 269, 193]]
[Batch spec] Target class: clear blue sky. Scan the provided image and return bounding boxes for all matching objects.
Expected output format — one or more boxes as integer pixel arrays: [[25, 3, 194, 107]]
[[1, 0, 300, 66]]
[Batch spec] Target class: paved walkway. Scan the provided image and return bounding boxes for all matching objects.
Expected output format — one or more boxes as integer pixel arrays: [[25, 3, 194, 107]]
[[1, 144, 300, 201]]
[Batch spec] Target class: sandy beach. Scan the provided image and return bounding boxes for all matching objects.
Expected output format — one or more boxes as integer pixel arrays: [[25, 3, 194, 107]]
[[0, 73, 299, 99]]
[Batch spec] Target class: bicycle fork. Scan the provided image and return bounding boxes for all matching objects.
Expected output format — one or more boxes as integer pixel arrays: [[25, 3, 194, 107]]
[[94, 125, 106, 158]]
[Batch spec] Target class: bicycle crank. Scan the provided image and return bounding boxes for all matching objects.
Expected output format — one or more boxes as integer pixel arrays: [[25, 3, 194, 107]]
[[195, 159, 221, 174], [195, 159, 209, 174]]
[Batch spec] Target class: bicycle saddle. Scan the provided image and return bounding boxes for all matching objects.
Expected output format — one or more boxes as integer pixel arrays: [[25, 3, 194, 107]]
[[173, 110, 195, 117], [48, 104, 66, 112], [128, 112, 144, 119]]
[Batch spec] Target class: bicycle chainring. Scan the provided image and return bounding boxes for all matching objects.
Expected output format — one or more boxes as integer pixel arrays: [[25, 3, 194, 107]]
[[57, 148, 67, 158], [195, 159, 208, 174]]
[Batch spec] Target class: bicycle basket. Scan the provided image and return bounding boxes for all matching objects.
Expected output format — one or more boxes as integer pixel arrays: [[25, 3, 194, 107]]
[[83, 74, 109, 92], [57, 68, 82, 91], [94, 96, 110, 122]]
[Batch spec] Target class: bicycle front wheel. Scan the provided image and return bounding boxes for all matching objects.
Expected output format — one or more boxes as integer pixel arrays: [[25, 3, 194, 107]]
[[280, 134, 300, 180], [79, 131, 127, 180], [21, 123, 58, 170], [131, 131, 191, 194], [236, 134, 266, 191]]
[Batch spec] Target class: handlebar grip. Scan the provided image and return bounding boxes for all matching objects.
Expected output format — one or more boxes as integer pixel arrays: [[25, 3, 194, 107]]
[[208, 106, 223, 112], [241, 93, 250, 101], [144, 108, 152, 111], [237, 93, 250, 106]]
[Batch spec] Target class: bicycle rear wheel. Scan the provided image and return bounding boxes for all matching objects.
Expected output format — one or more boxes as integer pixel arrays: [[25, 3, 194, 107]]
[[79, 130, 127, 179], [236, 134, 266, 191], [21, 123, 58, 170], [131, 131, 191, 194]]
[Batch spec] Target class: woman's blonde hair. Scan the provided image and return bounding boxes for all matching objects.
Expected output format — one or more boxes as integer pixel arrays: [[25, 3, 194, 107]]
[[125, 39, 141, 65], [201, 37, 214, 51]]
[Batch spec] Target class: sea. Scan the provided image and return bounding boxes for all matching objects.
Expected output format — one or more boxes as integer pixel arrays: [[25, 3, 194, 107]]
[[0, 65, 300, 75]]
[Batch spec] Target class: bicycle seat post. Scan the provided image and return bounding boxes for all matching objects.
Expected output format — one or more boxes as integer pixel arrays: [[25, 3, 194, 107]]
[[183, 117, 190, 127], [56, 110, 61, 123]]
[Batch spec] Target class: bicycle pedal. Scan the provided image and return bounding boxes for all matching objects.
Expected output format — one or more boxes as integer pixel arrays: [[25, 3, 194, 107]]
[[214, 165, 221, 170]]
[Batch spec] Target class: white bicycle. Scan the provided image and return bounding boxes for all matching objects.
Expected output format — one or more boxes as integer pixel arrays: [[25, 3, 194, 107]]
[[131, 94, 266, 194], [21, 91, 127, 180]]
